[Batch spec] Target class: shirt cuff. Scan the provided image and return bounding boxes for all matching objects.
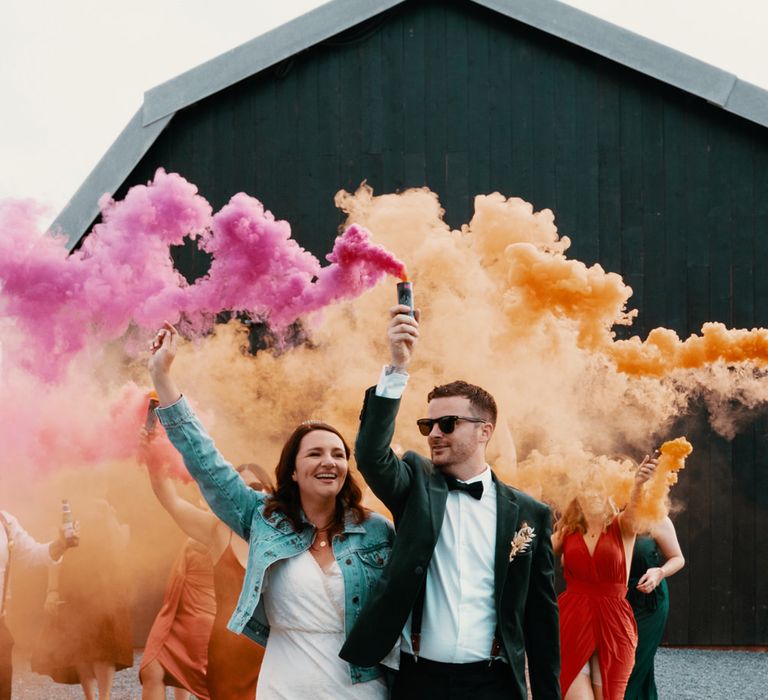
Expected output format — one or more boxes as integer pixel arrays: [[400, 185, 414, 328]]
[[375, 365, 409, 399]]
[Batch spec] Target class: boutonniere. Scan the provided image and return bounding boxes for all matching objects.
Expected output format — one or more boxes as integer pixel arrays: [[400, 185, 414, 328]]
[[509, 522, 535, 562]]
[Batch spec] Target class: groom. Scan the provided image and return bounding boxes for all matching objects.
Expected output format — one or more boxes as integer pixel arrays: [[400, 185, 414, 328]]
[[340, 305, 560, 699]]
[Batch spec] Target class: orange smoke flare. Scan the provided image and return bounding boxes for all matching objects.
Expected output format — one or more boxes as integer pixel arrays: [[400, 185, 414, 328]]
[[636, 437, 693, 526]]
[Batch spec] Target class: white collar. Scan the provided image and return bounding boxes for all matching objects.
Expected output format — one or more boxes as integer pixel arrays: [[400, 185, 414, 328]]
[[457, 464, 492, 486]]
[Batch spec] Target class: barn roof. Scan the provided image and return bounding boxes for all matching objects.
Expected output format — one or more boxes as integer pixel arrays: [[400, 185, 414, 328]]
[[53, 0, 768, 249]]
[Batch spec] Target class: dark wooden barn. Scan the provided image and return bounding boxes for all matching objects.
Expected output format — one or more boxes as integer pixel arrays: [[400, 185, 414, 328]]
[[55, 0, 768, 645]]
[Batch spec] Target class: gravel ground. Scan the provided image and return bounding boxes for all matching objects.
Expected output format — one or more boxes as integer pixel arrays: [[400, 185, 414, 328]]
[[11, 651, 147, 700], [655, 648, 768, 700], [11, 650, 145, 700], [10, 647, 768, 698]]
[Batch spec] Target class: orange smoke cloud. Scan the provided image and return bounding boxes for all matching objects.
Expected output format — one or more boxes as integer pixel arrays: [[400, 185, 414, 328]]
[[513, 449, 636, 516], [609, 323, 768, 376], [500, 242, 637, 349], [635, 437, 693, 527], [513, 437, 692, 529], [6, 180, 765, 649]]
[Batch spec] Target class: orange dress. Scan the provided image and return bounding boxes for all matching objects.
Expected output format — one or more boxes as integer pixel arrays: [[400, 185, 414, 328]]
[[558, 517, 638, 700], [206, 542, 265, 699], [140, 540, 216, 699]]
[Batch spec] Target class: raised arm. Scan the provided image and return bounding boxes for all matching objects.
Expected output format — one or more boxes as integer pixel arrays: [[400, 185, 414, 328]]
[[147, 466, 220, 549], [148, 322, 261, 540], [148, 322, 183, 407], [4, 512, 77, 566], [354, 305, 420, 514], [47, 525, 78, 563], [388, 303, 419, 376], [635, 516, 685, 594], [354, 388, 414, 515], [619, 454, 657, 537]]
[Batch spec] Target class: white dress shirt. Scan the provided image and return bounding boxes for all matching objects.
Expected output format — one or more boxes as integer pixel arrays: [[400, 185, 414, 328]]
[[0, 510, 56, 610], [375, 369, 499, 663]]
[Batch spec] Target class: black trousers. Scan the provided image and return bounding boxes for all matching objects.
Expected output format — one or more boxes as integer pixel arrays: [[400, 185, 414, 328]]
[[392, 652, 516, 700], [0, 618, 12, 700]]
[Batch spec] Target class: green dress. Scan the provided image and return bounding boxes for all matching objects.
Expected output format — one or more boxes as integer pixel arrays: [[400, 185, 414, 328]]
[[624, 536, 669, 700]]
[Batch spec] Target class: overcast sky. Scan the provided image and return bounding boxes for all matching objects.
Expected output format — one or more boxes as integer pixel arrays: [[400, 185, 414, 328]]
[[2, 0, 768, 224]]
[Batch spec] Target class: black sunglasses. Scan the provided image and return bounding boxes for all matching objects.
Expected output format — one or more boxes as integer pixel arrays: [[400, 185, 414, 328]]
[[416, 415, 487, 436]]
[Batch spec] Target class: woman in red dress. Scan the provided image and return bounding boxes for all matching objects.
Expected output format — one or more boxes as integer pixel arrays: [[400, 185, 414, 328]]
[[552, 456, 657, 700]]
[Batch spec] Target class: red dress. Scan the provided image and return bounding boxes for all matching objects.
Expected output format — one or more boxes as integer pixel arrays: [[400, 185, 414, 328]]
[[559, 517, 638, 700]]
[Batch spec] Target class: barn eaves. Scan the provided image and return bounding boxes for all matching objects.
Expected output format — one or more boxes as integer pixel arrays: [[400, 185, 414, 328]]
[[51, 0, 768, 251]]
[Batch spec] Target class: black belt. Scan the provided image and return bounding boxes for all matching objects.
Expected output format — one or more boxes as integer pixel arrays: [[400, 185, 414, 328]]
[[400, 652, 507, 675]]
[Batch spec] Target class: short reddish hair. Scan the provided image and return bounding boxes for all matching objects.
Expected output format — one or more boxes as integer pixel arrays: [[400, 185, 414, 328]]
[[427, 380, 498, 425]]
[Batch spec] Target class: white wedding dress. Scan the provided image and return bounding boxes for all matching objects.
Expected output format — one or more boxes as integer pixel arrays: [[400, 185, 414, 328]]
[[256, 549, 389, 699]]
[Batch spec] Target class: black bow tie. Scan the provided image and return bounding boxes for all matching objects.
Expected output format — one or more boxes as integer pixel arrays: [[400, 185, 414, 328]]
[[444, 476, 483, 500]]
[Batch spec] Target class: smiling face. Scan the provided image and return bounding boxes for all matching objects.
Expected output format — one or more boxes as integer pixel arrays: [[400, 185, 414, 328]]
[[291, 429, 349, 501], [426, 396, 492, 471]]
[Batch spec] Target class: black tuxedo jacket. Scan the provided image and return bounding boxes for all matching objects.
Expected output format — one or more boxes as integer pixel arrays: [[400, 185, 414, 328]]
[[340, 387, 561, 699]]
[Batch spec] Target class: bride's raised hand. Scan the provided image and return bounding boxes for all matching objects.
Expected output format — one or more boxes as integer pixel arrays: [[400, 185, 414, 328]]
[[148, 321, 178, 379], [148, 321, 182, 406]]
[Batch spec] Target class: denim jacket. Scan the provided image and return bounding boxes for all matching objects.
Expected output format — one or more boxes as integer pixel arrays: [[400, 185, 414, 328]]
[[156, 397, 394, 684]]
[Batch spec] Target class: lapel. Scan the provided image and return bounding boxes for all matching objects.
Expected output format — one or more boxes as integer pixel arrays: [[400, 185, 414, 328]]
[[427, 464, 449, 547], [493, 475, 519, 605]]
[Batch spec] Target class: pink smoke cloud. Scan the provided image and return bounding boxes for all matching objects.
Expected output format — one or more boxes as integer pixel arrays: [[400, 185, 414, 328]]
[[186, 193, 405, 325], [0, 375, 186, 480], [0, 169, 405, 381]]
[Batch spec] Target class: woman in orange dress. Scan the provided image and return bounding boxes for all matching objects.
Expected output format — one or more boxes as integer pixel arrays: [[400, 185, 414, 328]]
[[141, 460, 269, 699], [140, 538, 216, 700], [206, 529, 265, 698], [552, 457, 657, 700]]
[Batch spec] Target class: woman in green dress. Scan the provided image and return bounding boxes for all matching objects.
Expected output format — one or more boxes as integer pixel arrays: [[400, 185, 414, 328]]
[[624, 516, 685, 700]]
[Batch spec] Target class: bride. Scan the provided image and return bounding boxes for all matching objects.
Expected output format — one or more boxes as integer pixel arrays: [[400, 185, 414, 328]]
[[148, 322, 395, 699]]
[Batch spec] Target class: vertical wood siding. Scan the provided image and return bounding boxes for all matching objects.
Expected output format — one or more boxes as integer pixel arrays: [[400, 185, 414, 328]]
[[111, 0, 768, 644]]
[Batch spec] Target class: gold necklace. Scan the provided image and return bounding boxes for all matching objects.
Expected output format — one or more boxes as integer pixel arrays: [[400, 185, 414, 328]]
[[310, 518, 335, 549], [311, 534, 329, 550]]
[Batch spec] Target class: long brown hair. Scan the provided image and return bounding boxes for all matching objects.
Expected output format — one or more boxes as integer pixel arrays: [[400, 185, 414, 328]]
[[262, 422, 368, 532], [236, 462, 274, 492]]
